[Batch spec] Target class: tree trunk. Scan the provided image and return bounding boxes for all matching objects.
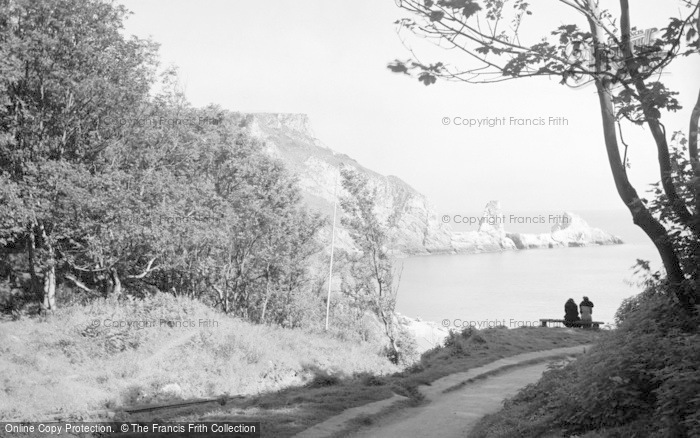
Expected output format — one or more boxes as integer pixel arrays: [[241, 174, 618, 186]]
[[211, 283, 226, 312], [378, 306, 400, 364], [26, 224, 41, 301], [260, 295, 269, 323], [42, 264, 56, 313], [689, 88, 700, 220], [619, 0, 699, 237], [593, 75, 691, 308], [39, 223, 56, 313], [110, 268, 122, 297], [260, 264, 271, 323], [224, 287, 229, 314], [586, 4, 695, 312]]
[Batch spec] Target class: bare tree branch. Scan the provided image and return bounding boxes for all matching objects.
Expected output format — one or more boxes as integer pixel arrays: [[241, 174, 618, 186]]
[[126, 256, 159, 279], [64, 273, 98, 295]]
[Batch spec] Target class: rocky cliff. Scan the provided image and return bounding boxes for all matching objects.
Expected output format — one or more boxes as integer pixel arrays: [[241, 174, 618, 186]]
[[236, 113, 453, 255], [238, 113, 622, 255]]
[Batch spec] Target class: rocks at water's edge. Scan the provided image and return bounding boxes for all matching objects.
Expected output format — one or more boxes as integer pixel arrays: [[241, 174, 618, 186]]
[[506, 212, 624, 249], [450, 201, 623, 253], [395, 313, 450, 353]]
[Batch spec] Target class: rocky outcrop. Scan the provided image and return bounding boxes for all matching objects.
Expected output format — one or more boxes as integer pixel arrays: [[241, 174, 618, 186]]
[[239, 113, 623, 256], [396, 313, 450, 353], [450, 200, 517, 252], [478, 200, 507, 235], [506, 212, 624, 249], [450, 230, 517, 253]]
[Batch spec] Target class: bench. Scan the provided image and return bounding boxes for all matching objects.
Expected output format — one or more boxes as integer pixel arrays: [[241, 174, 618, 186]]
[[540, 318, 603, 329]]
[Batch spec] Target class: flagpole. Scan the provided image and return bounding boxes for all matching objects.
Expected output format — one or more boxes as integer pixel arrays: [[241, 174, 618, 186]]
[[325, 169, 339, 331]]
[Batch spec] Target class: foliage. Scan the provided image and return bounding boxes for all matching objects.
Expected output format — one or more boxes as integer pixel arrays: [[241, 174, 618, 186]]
[[0, 0, 325, 328], [307, 370, 341, 388], [472, 287, 700, 438], [339, 167, 404, 364], [391, 0, 700, 314], [0, 0, 161, 311], [0, 293, 399, 421], [391, 0, 699, 87], [644, 131, 700, 295], [395, 325, 420, 366]]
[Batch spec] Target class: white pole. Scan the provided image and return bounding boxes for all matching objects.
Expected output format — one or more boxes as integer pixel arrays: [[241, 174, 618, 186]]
[[325, 170, 339, 331]]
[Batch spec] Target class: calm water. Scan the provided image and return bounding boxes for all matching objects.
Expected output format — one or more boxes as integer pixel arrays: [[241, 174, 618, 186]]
[[395, 243, 661, 329]]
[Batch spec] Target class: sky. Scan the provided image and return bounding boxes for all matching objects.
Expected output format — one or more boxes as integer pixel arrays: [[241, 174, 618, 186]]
[[117, 0, 699, 218]]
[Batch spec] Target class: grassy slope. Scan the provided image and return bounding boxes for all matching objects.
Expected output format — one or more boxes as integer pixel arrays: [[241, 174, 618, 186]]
[[126, 325, 601, 438], [469, 294, 700, 438], [0, 294, 397, 421], [0, 295, 601, 438]]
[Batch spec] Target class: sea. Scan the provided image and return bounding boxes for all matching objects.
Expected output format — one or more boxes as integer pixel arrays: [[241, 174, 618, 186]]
[[394, 210, 662, 329]]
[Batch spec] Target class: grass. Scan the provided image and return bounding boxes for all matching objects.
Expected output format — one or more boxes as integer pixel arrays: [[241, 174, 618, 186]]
[[468, 292, 700, 438], [129, 326, 601, 437], [469, 387, 654, 438], [0, 295, 602, 438], [0, 293, 397, 422]]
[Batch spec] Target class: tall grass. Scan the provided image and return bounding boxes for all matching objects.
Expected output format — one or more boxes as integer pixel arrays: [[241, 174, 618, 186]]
[[0, 293, 397, 420], [163, 325, 600, 438]]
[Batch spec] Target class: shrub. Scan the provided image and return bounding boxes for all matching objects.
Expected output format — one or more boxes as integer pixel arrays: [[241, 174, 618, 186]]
[[395, 326, 419, 366], [472, 286, 700, 438], [443, 327, 475, 348], [357, 373, 387, 387], [440, 327, 481, 356], [307, 370, 341, 388], [613, 287, 661, 326], [556, 292, 699, 435], [120, 384, 149, 406], [0, 279, 19, 316]]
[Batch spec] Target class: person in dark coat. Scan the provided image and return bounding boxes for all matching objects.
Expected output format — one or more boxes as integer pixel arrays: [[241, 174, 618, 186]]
[[564, 298, 580, 327], [579, 296, 594, 328]]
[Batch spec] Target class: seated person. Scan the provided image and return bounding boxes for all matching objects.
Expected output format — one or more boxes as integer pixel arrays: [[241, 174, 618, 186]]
[[563, 298, 580, 327], [579, 296, 594, 328]]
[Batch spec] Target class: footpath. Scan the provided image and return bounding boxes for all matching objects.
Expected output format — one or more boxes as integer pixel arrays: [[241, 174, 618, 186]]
[[294, 344, 591, 438]]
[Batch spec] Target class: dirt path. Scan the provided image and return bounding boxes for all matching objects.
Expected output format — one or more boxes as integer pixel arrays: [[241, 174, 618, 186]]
[[349, 362, 551, 437], [294, 345, 589, 438]]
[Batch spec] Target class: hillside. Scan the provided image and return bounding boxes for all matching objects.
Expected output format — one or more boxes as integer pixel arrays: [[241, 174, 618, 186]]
[[235, 113, 454, 256], [237, 113, 623, 256], [0, 294, 398, 421]]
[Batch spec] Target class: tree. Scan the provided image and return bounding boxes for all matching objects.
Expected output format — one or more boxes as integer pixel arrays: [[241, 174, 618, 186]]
[[339, 167, 403, 363], [172, 123, 324, 321], [0, 1, 326, 322], [254, 208, 325, 325], [0, 0, 159, 311], [390, 0, 700, 314]]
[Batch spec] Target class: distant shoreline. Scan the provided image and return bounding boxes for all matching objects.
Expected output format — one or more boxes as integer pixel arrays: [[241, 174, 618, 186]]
[[393, 240, 628, 259]]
